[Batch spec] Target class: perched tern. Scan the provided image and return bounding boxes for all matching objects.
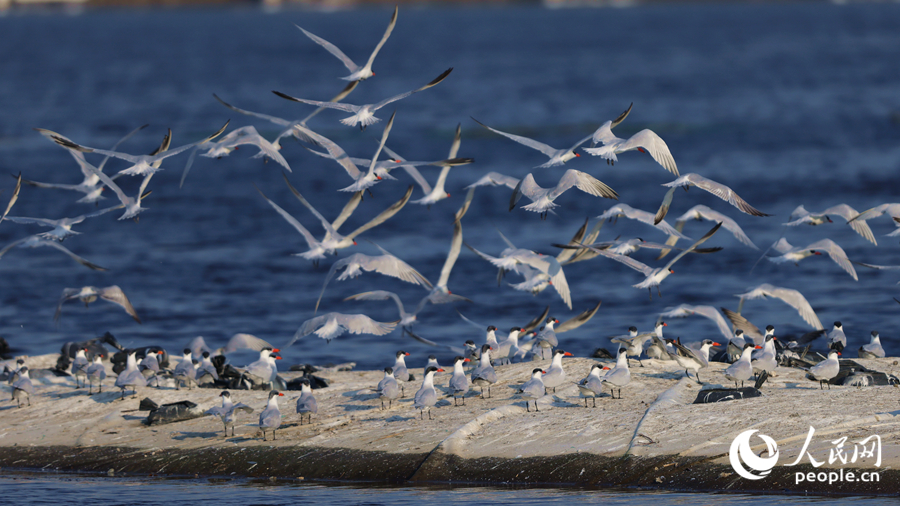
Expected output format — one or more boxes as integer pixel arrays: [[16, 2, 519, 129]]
[[11, 367, 33, 407], [541, 349, 572, 392], [86, 355, 107, 394], [583, 103, 679, 175], [448, 356, 470, 405], [71, 348, 89, 389], [517, 368, 546, 412], [602, 348, 632, 398], [259, 390, 284, 441], [470, 344, 497, 398], [414, 366, 443, 420], [115, 351, 147, 399], [723, 342, 759, 388], [858, 331, 885, 359], [205, 391, 253, 437], [391, 351, 412, 383], [670, 339, 718, 384], [173, 349, 196, 390], [376, 367, 401, 409], [295, 378, 318, 425], [806, 349, 841, 389], [576, 364, 606, 407]]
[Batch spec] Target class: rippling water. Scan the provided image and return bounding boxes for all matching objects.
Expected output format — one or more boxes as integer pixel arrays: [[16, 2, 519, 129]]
[[0, 472, 897, 505], [1, 2, 899, 372]]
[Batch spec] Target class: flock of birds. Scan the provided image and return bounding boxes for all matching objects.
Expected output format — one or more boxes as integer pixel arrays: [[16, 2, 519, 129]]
[[3, 6, 899, 439]]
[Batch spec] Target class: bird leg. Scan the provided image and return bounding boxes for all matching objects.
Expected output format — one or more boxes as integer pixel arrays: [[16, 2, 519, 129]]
[[535, 401, 540, 412], [638, 358, 644, 368], [648, 288, 653, 300], [428, 410, 433, 420], [656, 286, 662, 298], [526, 402, 531, 412], [584, 398, 588, 408], [592, 397, 596, 407]]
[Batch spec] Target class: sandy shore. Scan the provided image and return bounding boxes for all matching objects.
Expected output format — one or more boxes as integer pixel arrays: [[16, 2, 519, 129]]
[[1, 353, 898, 495]]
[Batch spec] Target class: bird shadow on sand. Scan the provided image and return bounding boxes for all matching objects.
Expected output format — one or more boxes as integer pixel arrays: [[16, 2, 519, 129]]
[[550, 396, 592, 408], [0, 405, 18, 412], [172, 430, 220, 440], [338, 403, 378, 412], [639, 371, 686, 380]]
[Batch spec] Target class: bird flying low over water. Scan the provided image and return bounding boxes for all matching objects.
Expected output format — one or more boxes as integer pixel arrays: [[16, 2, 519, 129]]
[[54, 285, 141, 324], [0, 235, 106, 271], [653, 173, 771, 225], [597, 203, 690, 240], [288, 312, 398, 345], [274, 68, 453, 129], [654, 205, 758, 261], [784, 204, 876, 245], [765, 238, 858, 281], [295, 5, 398, 82], [314, 243, 432, 314], [509, 170, 618, 219], [582, 103, 679, 176], [471, 118, 594, 168], [734, 283, 823, 331]]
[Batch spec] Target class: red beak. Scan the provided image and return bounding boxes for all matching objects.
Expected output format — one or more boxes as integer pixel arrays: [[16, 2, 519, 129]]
[[463, 358, 470, 362], [754, 345, 762, 349], [278, 393, 284, 396], [405, 352, 410, 356], [711, 342, 721, 347], [436, 368, 445, 372], [272, 348, 280, 353], [574, 152, 581, 157], [663, 323, 668, 327], [563, 352, 573, 356]]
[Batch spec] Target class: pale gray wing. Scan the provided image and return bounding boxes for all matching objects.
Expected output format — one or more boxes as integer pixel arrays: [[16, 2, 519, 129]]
[[331, 191, 363, 234], [455, 309, 486, 330], [653, 186, 677, 225], [345, 185, 413, 240], [51, 137, 132, 207], [39, 239, 107, 271], [315, 256, 353, 315], [371, 68, 453, 111], [806, 239, 857, 281], [555, 301, 602, 333], [820, 204, 876, 245], [736, 283, 823, 330], [404, 328, 464, 354], [771, 237, 794, 254], [618, 129, 678, 175], [437, 220, 463, 287], [678, 174, 770, 217], [465, 172, 520, 190], [254, 184, 321, 249], [344, 290, 406, 317], [512, 173, 542, 206], [291, 124, 361, 179], [555, 218, 589, 263], [659, 304, 732, 340], [572, 243, 654, 276], [281, 174, 341, 239], [362, 5, 398, 71], [454, 187, 475, 224], [363, 244, 432, 287], [848, 203, 900, 222], [590, 103, 633, 146], [296, 25, 359, 73], [365, 111, 396, 177], [54, 287, 83, 322], [233, 402, 254, 414], [662, 222, 722, 272], [3, 216, 57, 227], [549, 169, 617, 200], [599, 203, 690, 240], [471, 118, 559, 157], [448, 123, 462, 158], [787, 205, 810, 222], [99, 286, 141, 323], [220, 333, 273, 354], [1, 174, 21, 222], [340, 313, 397, 336], [272, 91, 361, 114], [213, 94, 292, 127], [382, 145, 432, 195], [684, 206, 757, 249]]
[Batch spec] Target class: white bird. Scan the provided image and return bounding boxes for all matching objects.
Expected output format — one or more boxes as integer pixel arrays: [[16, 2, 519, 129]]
[[448, 356, 470, 405], [210, 84, 358, 152], [470, 344, 497, 398], [71, 348, 89, 389], [383, 124, 466, 207], [517, 368, 546, 412], [205, 390, 254, 437], [858, 331, 885, 359], [734, 283, 823, 331], [54, 285, 140, 324], [313, 111, 399, 192], [173, 349, 196, 390], [654, 205, 758, 260], [178, 126, 290, 187], [0, 235, 106, 271], [849, 203, 900, 224], [295, 378, 318, 425], [723, 342, 757, 388], [766, 238, 858, 281], [583, 103, 679, 175], [465, 171, 520, 191], [255, 176, 412, 263], [670, 339, 719, 384], [376, 367, 401, 409], [423, 218, 470, 305], [274, 68, 453, 129], [295, 5, 397, 82], [343, 290, 428, 331], [50, 122, 228, 178], [653, 173, 770, 225], [258, 390, 284, 441], [580, 222, 723, 298], [4, 204, 123, 242], [540, 349, 572, 392], [114, 351, 147, 399], [658, 305, 732, 341], [236, 349, 281, 390], [784, 204, 876, 245], [750, 334, 778, 376], [471, 118, 593, 168], [576, 364, 607, 407], [11, 367, 33, 407], [611, 324, 658, 367], [314, 243, 431, 314], [601, 347, 632, 398], [510, 170, 618, 219], [29, 125, 146, 203], [597, 203, 690, 240], [467, 243, 572, 309], [807, 349, 841, 389], [826, 321, 847, 349], [86, 355, 107, 394], [414, 366, 443, 420], [288, 312, 397, 345]]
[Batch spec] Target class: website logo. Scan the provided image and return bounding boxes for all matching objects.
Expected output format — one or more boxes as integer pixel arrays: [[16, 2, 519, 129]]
[[729, 429, 780, 480]]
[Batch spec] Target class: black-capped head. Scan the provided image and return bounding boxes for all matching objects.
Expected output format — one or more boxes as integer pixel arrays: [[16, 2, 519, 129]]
[[735, 329, 744, 336], [743, 343, 755, 350], [267, 390, 284, 399], [629, 326, 638, 332], [464, 340, 476, 346], [220, 390, 231, 398], [384, 367, 394, 375], [428, 355, 437, 360], [18, 366, 28, 373], [834, 321, 842, 328], [510, 327, 522, 333], [183, 348, 191, 355], [487, 325, 497, 332], [481, 344, 493, 353], [396, 350, 409, 358], [16, 358, 24, 365], [425, 366, 440, 374], [300, 378, 311, 386], [532, 367, 544, 375], [765, 325, 775, 332], [202, 351, 211, 358]]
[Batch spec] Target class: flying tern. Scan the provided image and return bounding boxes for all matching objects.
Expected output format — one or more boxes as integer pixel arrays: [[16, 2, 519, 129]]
[[510, 170, 618, 219], [583, 103, 679, 175], [54, 285, 140, 324], [653, 173, 770, 225], [785, 204, 876, 245]]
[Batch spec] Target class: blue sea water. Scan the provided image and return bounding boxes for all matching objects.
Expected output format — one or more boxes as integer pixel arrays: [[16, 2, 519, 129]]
[[1, 1, 900, 501]]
